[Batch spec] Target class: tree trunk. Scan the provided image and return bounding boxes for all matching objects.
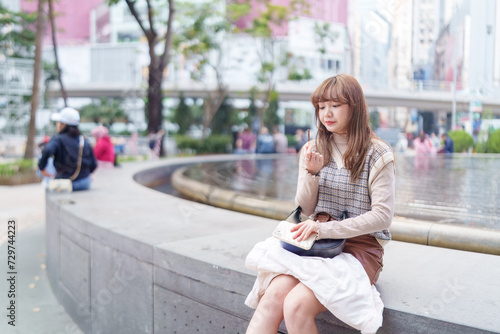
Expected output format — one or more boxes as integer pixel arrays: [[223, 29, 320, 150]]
[[48, 0, 67, 107], [201, 87, 228, 139], [147, 60, 163, 134], [257, 81, 273, 131], [24, 0, 46, 160]]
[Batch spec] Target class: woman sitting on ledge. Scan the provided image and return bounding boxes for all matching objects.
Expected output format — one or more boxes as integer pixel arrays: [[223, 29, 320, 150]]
[[39, 108, 97, 191], [244, 74, 395, 334]]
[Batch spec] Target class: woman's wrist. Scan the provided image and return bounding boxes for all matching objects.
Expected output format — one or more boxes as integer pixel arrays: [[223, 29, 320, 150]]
[[315, 220, 321, 240], [305, 168, 320, 177]]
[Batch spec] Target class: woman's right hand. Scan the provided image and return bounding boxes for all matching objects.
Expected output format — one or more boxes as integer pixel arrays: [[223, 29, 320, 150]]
[[304, 144, 324, 175], [40, 169, 55, 178]]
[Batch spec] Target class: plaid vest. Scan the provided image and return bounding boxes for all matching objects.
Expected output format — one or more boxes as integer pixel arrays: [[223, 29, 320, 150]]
[[313, 142, 392, 241]]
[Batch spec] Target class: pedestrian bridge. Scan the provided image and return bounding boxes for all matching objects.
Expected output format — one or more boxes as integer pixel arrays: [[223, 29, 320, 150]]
[[49, 81, 500, 114]]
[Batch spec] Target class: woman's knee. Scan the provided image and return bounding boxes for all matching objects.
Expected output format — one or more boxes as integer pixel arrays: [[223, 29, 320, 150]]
[[260, 275, 299, 310], [283, 285, 325, 324]]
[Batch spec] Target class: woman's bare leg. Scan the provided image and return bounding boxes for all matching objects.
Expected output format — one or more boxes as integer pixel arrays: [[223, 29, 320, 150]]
[[283, 283, 327, 334], [246, 275, 299, 334]]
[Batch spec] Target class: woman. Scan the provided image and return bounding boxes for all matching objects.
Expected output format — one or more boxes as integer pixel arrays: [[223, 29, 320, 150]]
[[245, 75, 395, 334], [413, 130, 434, 170], [38, 107, 97, 191], [91, 125, 115, 168]]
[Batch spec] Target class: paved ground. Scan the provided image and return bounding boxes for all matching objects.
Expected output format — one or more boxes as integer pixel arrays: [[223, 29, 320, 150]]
[[0, 183, 83, 334]]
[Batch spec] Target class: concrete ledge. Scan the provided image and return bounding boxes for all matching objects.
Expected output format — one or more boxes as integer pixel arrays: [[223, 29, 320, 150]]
[[172, 165, 500, 256], [45, 155, 500, 333]]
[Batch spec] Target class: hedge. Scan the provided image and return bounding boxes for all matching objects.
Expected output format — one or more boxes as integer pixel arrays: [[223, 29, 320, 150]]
[[448, 130, 473, 153], [175, 135, 232, 154]]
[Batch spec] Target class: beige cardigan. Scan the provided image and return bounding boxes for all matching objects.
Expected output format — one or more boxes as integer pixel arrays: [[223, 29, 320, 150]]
[[295, 134, 395, 244]]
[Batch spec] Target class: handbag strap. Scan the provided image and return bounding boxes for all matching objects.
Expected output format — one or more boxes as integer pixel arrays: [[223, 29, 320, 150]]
[[69, 136, 84, 181], [285, 206, 302, 224]]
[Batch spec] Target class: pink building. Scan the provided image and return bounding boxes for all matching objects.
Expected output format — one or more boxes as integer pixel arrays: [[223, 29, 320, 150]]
[[233, 0, 348, 36], [21, 0, 103, 45]]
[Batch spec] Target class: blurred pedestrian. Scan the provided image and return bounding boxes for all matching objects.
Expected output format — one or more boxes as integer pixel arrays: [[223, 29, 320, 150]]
[[91, 125, 115, 169], [37, 135, 55, 187], [235, 124, 256, 154], [38, 108, 97, 191], [429, 132, 440, 149], [413, 130, 434, 170], [272, 126, 288, 153], [438, 133, 454, 153], [295, 128, 308, 152], [148, 129, 165, 160], [256, 127, 275, 154]]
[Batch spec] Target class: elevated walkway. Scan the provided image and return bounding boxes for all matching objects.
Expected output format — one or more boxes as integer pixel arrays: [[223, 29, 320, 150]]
[[45, 156, 500, 333]]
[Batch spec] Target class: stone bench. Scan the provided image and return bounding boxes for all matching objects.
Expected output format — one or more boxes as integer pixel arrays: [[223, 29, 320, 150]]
[[45, 155, 500, 333]]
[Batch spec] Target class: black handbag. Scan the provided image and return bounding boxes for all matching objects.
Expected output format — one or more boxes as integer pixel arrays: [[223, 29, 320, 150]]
[[280, 206, 346, 258]]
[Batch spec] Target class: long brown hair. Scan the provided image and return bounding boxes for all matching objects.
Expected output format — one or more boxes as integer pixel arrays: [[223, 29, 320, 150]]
[[311, 74, 373, 181]]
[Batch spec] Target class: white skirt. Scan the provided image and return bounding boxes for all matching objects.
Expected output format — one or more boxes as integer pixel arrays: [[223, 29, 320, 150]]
[[245, 237, 384, 334]]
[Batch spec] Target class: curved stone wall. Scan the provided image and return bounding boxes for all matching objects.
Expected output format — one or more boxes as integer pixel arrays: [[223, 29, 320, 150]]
[[172, 165, 500, 256], [45, 156, 500, 333]]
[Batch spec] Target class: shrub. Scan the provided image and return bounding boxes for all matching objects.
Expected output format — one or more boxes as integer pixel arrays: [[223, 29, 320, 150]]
[[0, 159, 39, 185], [448, 130, 473, 153], [485, 129, 500, 153], [175, 135, 232, 154], [199, 135, 232, 154]]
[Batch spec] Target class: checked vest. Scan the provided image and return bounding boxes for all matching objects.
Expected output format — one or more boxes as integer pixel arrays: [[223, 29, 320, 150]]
[[313, 142, 392, 242]]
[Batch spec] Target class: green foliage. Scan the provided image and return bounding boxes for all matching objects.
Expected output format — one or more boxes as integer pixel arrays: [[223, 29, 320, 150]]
[[448, 130, 473, 153], [287, 68, 312, 81], [263, 90, 280, 129], [243, 87, 258, 127], [233, 0, 309, 86], [313, 22, 339, 56], [172, 93, 193, 135], [0, 159, 36, 176], [485, 128, 500, 153], [0, 159, 38, 185], [211, 98, 236, 135], [0, 4, 36, 58], [286, 134, 297, 148], [175, 134, 232, 154], [226, 3, 251, 24], [79, 98, 126, 127], [173, 0, 229, 81], [370, 110, 381, 130]]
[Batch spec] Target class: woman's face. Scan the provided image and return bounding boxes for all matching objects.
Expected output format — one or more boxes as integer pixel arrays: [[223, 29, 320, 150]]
[[56, 121, 65, 133], [318, 101, 350, 134]]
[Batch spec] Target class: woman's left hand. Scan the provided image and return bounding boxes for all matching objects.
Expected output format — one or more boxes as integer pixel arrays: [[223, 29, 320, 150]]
[[290, 219, 319, 241]]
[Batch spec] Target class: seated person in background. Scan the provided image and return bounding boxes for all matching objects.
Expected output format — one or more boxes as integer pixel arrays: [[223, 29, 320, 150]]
[[39, 107, 97, 191], [438, 133, 454, 153], [91, 125, 115, 169], [256, 127, 275, 154]]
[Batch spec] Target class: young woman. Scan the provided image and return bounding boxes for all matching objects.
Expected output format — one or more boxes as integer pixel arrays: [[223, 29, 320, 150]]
[[245, 74, 395, 334], [39, 107, 97, 191]]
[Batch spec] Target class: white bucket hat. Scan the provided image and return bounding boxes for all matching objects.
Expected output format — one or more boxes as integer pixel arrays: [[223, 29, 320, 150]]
[[51, 107, 80, 126]]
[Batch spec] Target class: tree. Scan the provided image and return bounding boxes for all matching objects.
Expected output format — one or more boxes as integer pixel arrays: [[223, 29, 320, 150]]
[[172, 93, 192, 135], [313, 21, 339, 60], [47, 0, 67, 106], [370, 110, 381, 131], [243, 86, 259, 128], [79, 98, 126, 127], [0, 4, 37, 58], [24, 0, 46, 160], [263, 90, 279, 129], [233, 0, 308, 131], [107, 0, 175, 136], [211, 97, 236, 135], [174, 0, 231, 138]]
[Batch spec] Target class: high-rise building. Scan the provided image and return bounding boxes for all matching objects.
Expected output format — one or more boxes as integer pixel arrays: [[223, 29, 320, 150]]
[[20, 0, 103, 45]]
